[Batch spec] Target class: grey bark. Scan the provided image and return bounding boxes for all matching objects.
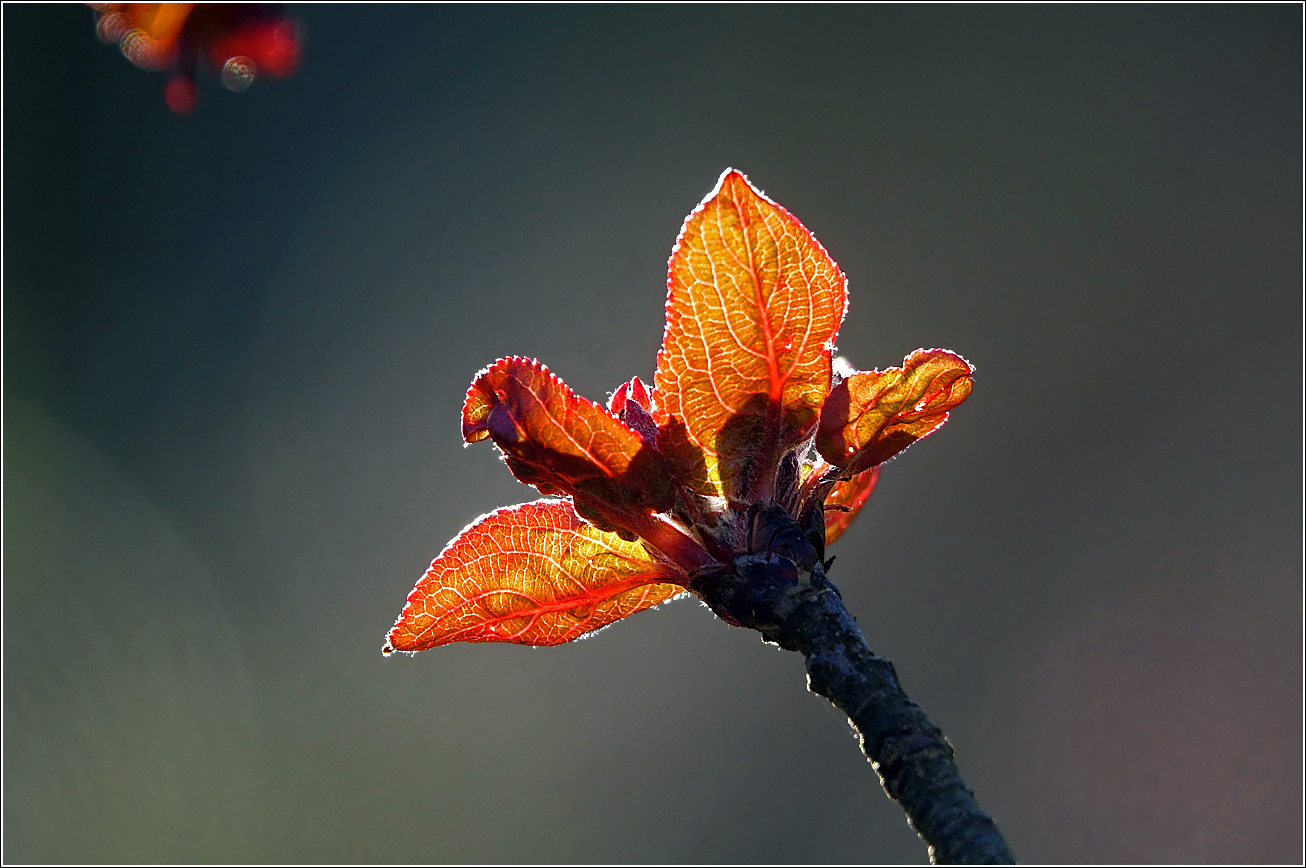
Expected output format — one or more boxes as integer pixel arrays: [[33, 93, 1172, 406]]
[[695, 547, 1015, 865]]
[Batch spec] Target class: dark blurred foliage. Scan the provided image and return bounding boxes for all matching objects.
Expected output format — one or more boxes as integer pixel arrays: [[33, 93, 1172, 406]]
[[4, 4, 1301, 862]]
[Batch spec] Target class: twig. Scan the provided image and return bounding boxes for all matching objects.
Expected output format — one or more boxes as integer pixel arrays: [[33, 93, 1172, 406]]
[[697, 550, 1015, 865]]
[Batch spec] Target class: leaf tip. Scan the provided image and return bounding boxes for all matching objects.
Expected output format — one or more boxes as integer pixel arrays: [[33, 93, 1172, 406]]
[[608, 380, 629, 414], [382, 619, 420, 657], [914, 346, 977, 377], [816, 348, 975, 473], [461, 355, 551, 443]]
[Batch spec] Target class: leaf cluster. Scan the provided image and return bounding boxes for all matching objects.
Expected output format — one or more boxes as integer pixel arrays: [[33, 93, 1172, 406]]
[[385, 170, 972, 653]]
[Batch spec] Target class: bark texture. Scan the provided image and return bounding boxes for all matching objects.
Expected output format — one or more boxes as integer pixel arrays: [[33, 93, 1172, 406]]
[[696, 545, 1015, 865]]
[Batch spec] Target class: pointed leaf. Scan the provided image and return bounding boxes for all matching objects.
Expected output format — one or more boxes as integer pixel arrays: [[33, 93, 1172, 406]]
[[654, 169, 847, 501], [463, 357, 675, 525], [817, 349, 973, 475], [823, 466, 881, 545], [608, 376, 659, 446], [383, 500, 686, 652]]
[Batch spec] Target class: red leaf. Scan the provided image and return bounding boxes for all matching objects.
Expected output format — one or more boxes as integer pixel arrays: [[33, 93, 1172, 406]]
[[654, 170, 847, 502], [817, 349, 974, 475], [608, 375, 659, 446], [463, 357, 675, 527], [383, 500, 686, 652], [823, 466, 881, 545]]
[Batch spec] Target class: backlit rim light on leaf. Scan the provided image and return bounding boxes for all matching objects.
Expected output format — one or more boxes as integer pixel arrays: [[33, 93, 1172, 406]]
[[384, 169, 973, 652], [384, 500, 687, 653], [654, 170, 848, 503], [816, 348, 974, 476]]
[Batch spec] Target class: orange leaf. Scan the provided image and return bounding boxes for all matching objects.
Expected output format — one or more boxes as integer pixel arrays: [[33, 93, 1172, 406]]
[[654, 170, 847, 502], [383, 500, 686, 652], [463, 357, 675, 526], [817, 349, 973, 475], [823, 466, 881, 545]]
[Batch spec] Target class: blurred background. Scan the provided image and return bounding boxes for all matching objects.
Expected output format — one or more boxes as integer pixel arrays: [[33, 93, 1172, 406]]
[[4, 4, 1301, 863]]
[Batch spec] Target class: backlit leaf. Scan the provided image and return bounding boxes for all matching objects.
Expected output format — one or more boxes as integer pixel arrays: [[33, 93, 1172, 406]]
[[655, 170, 847, 502], [823, 466, 881, 545], [816, 349, 973, 475], [463, 357, 675, 526], [608, 375, 659, 446], [383, 500, 686, 652]]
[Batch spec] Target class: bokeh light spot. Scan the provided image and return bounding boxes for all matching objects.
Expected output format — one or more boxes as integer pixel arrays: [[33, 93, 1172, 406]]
[[221, 56, 257, 92], [163, 75, 197, 115], [119, 27, 166, 71], [95, 11, 129, 45]]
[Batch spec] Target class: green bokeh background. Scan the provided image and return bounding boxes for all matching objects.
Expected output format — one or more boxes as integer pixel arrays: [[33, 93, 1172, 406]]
[[5, 5, 1301, 863]]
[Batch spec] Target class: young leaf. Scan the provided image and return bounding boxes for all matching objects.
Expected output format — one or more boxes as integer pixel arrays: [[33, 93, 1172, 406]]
[[608, 376, 659, 446], [654, 169, 847, 502], [463, 357, 675, 524], [816, 349, 974, 475], [383, 500, 686, 652], [823, 466, 881, 545]]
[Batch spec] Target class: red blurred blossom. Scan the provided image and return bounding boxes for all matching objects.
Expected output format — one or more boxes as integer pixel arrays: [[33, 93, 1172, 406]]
[[89, 3, 302, 114], [162, 72, 197, 114]]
